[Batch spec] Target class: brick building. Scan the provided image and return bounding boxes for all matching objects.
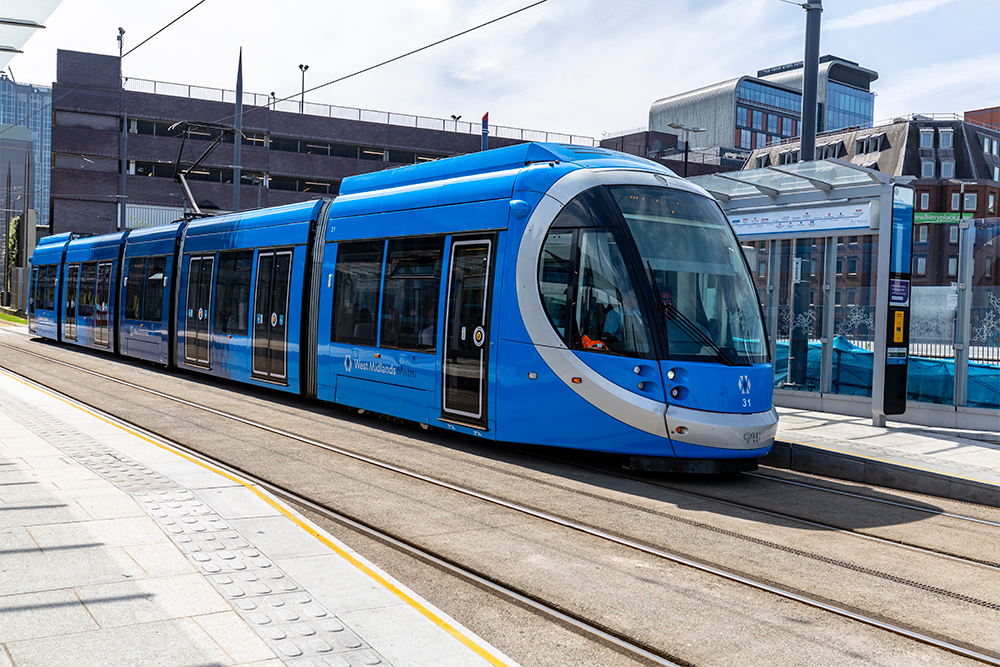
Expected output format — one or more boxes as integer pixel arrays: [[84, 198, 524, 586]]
[[744, 114, 1000, 290], [51, 50, 589, 236]]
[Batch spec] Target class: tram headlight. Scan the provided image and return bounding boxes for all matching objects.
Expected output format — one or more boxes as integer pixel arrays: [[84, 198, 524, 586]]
[[667, 369, 676, 380]]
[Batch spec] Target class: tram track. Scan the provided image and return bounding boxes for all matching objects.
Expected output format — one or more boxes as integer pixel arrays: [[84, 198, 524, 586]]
[[3, 336, 1000, 666], [6, 337, 1000, 572], [458, 444, 1000, 570], [71, 394, 685, 667]]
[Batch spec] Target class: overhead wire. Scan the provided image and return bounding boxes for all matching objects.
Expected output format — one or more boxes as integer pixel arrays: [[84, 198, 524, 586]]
[[210, 0, 548, 126], [0, 0, 208, 140], [2, 0, 548, 204]]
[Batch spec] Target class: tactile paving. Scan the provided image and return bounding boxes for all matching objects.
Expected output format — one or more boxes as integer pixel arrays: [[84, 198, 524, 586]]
[[0, 386, 391, 667]]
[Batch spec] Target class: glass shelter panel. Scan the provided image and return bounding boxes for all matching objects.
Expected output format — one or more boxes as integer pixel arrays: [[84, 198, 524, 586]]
[[831, 234, 878, 397], [775, 238, 826, 391], [749, 240, 772, 309], [970, 219, 1000, 408], [906, 225, 959, 405]]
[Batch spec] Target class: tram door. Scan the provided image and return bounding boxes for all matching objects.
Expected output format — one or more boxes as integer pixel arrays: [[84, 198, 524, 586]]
[[94, 262, 112, 347], [442, 238, 493, 429], [252, 249, 292, 381], [185, 255, 214, 366], [64, 264, 78, 340]]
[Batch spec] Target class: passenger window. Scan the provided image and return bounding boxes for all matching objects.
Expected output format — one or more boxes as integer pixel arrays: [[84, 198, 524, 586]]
[[331, 240, 385, 346], [29, 267, 38, 313], [380, 236, 444, 352], [213, 251, 253, 335], [42, 265, 56, 311], [539, 231, 573, 339], [35, 266, 47, 311], [574, 230, 652, 356], [143, 257, 167, 322], [79, 263, 96, 317], [125, 258, 146, 320]]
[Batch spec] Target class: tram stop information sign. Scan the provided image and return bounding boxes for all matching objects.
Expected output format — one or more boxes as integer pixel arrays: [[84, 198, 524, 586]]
[[883, 185, 915, 415]]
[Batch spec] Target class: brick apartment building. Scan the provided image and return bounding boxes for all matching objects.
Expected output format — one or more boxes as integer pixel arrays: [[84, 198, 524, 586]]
[[51, 50, 589, 236]]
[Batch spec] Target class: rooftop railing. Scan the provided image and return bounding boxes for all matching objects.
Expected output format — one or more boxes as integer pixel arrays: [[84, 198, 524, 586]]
[[123, 77, 597, 147], [757, 113, 1000, 151], [601, 126, 648, 140]]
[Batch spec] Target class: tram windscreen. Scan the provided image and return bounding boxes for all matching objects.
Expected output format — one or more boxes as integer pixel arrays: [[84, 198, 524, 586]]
[[610, 186, 768, 365]]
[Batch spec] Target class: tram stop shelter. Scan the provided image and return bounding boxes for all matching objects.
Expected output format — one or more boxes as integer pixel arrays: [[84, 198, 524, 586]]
[[689, 159, 1000, 430]]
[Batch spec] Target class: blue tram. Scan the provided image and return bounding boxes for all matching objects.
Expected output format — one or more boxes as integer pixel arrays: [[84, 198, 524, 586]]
[[29, 143, 777, 471]]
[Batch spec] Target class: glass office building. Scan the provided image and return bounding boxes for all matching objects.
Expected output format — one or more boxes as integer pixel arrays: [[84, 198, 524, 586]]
[[650, 55, 878, 160], [0, 76, 52, 231], [758, 56, 878, 134]]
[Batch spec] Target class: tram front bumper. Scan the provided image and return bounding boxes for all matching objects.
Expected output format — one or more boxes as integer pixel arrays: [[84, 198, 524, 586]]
[[664, 404, 779, 451]]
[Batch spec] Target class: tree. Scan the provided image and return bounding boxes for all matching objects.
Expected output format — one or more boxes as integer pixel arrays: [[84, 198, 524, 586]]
[[5, 214, 18, 296]]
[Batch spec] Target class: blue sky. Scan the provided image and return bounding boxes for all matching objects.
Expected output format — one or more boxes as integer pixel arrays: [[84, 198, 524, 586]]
[[7, 0, 999, 142]]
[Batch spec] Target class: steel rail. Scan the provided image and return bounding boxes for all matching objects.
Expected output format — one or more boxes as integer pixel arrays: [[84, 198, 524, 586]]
[[3, 343, 999, 666], [746, 470, 1000, 528], [1, 362, 681, 667]]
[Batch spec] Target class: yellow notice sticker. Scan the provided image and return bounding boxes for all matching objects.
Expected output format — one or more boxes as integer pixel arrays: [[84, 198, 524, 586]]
[[894, 310, 905, 342]]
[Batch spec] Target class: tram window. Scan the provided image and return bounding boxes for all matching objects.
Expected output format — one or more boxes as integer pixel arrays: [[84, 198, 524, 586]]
[[36, 266, 48, 310], [573, 230, 652, 356], [37, 267, 47, 310], [213, 250, 253, 335], [331, 240, 385, 346], [30, 267, 39, 312], [143, 257, 167, 322], [79, 262, 96, 317], [611, 185, 769, 365], [34, 266, 52, 311], [125, 258, 146, 320], [539, 231, 573, 340], [380, 236, 444, 352], [41, 265, 56, 310]]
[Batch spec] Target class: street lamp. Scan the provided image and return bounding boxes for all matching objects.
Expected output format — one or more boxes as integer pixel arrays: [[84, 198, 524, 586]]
[[450, 114, 461, 131], [298, 64, 309, 113], [949, 179, 975, 221], [667, 123, 707, 177]]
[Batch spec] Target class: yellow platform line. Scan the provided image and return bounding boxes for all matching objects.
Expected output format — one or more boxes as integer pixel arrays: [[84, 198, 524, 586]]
[[776, 437, 999, 489], [2, 369, 513, 667]]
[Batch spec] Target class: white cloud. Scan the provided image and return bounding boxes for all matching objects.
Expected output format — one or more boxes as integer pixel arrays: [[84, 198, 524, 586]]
[[874, 52, 1000, 118], [6, 1, 998, 139], [825, 0, 961, 30]]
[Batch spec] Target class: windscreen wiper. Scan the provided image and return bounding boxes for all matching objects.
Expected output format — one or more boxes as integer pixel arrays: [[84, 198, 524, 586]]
[[646, 261, 738, 367], [663, 302, 739, 367]]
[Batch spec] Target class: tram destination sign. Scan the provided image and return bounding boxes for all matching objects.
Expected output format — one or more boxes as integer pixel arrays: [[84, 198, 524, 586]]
[[730, 202, 871, 238]]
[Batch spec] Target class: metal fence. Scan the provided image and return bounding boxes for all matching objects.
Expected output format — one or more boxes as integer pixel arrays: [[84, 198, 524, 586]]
[[124, 77, 596, 147], [776, 303, 999, 363]]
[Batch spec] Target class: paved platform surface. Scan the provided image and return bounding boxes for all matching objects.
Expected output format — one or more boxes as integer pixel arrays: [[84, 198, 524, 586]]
[[0, 368, 520, 667], [769, 406, 1000, 506]]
